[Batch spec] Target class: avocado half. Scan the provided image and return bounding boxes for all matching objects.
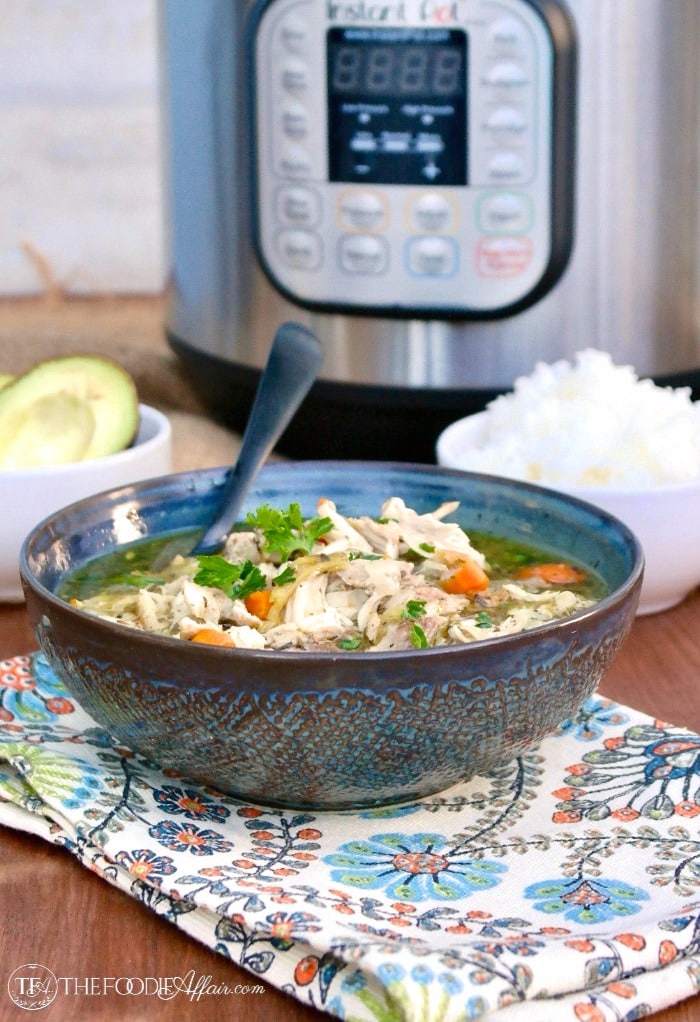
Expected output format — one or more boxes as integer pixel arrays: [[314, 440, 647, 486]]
[[0, 356, 139, 468]]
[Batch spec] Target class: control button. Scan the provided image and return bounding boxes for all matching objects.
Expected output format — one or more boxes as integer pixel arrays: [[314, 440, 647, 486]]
[[280, 57, 310, 96], [339, 234, 388, 275], [478, 192, 532, 233], [409, 193, 454, 233], [281, 101, 311, 141], [278, 12, 309, 53], [276, 186, 321, 228], [276, 229, 322, 270], [275, 143, 314, 179], [485, 61, 529, 87], [338, 191, 387, 231], [415, 135, 444, 155], [477, 237, 533, 278], [382, 133, 411, 153], [407, 237, 458, 277], [485, 106, 527, 135], [488, 16, 527, 51], [350, 133, 378, 154], [486, 151, 526, 182]]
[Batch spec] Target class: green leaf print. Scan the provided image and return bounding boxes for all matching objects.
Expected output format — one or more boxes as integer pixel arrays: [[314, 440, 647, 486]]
[[0, 743, 101, 808]]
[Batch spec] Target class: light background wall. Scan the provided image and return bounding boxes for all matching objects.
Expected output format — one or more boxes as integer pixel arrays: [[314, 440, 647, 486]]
[[0, 0, 163, 296]]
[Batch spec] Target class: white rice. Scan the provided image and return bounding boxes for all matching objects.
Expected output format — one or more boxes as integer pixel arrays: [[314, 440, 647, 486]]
[[459, 349, 700, 486]]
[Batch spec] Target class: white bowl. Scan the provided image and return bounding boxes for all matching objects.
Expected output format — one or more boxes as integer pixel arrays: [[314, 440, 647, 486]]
[[437, 410, 700, 616], [0, 404, 172, 603]]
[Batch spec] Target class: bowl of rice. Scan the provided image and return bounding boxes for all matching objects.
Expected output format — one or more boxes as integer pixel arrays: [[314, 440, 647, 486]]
[[436, 349, 700, 615]]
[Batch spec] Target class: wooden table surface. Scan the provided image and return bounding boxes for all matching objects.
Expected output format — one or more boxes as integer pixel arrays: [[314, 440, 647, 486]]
[[1, 593, 699, 1022]]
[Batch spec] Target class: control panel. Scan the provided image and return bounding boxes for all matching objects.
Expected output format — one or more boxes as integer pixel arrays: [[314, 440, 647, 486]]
[[252, 0, 575, 317]]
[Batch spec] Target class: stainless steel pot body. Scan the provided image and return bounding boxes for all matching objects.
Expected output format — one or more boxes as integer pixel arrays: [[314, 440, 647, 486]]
[[160, 0, 700, 454]]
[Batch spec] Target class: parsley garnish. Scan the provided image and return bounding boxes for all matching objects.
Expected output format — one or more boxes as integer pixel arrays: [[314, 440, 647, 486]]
[[273, 565, 296, 586], [194, 556, 266, 600], [246, 503, 333, 560], [337, 636, 362, 651], [409, 623, 429, 649], [419, 542, 435, 553], [401, 599, 427, 620], [475, 611, 493, 629]]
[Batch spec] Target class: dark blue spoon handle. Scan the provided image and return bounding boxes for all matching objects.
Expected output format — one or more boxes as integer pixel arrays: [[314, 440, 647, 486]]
[[193, 322, 324, 554]]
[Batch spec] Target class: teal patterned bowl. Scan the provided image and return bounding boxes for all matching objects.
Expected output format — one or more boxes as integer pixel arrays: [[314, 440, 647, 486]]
[[20, 462, 643, 810]]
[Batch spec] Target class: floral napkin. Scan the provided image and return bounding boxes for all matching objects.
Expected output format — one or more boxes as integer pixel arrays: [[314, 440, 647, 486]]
[[1, 651, 699, 1021]]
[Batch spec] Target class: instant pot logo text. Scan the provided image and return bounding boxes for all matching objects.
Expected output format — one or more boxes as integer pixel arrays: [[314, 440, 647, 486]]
[[327, 1, 461, 25]]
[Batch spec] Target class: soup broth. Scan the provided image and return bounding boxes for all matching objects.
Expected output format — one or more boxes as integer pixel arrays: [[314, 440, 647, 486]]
[[61, 497, 607, 652]]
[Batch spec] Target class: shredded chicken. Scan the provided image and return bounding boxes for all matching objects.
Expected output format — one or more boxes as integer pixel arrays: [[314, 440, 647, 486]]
[[73, 497, 597, 651]]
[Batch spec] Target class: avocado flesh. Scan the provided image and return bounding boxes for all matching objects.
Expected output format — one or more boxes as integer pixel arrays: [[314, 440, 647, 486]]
[[0, 391, 95, 467], [0, 356, 139, 468]]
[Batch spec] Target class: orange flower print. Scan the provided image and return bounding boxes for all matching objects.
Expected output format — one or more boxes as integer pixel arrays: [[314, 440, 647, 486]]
[[553, 809, 582, 823], [153, 785, 230, 823], [610, 806, 640, 822], [605, 981, 636, 998], [552, 786, 583, 800], [659, 940, 679, 965], [614, 932, 646, 951], [114, 848, 177, 881], [675, 800, 700, 817], [294, 955, 319, 986], [265, 911, 321, 948], [573, 1002, 605, 1022], [148, 820, 234, 856], [566, 939, 595, 952]]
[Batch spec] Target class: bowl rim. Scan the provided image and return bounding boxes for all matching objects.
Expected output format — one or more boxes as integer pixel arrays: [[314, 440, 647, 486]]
[[436, 409, 700, 497], [20, 460, 644, 665], [0, 403, 171, 479]]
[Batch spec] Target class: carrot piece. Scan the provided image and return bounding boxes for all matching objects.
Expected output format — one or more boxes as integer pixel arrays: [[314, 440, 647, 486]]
[[517, 562, 587, 586], [190, 627, 235, 647], [244, 589, 272, 620], [442, 559, 490, 594]]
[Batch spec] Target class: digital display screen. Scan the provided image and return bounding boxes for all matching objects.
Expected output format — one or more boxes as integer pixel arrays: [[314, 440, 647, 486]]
[[327, 27, 467, 186]]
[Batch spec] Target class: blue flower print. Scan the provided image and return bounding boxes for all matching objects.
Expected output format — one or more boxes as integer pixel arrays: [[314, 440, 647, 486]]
[[556, 695, 629, 742], [437, 971, 463, 996], [341, 970, 368, 993], [152, 785, 230, 823], [410, 963, 434, 986], [376, 962, 405, 986], [325, 832, 506, 901], [148, 820, 234, 856], [524, 876, 649, 924], [115, 848, 178, 882], [264, 910, 322, 950]]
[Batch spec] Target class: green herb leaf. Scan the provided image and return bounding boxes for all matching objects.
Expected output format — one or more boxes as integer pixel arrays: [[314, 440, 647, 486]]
[[337, 635, 362, 651], [348, 552, 383, 561], [246, 503, 333, 560], [419, 542, 435, 553], [401, 599, 427, 620], [273, 565, 296, 586], [194, 556, 266, 600], [475, 611, 493, 629], [409, 623, 429, 649]]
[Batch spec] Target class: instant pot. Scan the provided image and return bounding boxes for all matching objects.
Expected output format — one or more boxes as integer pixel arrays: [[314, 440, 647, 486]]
[[159, 0, 700, 460]]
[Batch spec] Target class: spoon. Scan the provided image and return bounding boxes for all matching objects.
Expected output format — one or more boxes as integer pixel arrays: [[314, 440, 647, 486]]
[[193, 321, 324, 555]]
